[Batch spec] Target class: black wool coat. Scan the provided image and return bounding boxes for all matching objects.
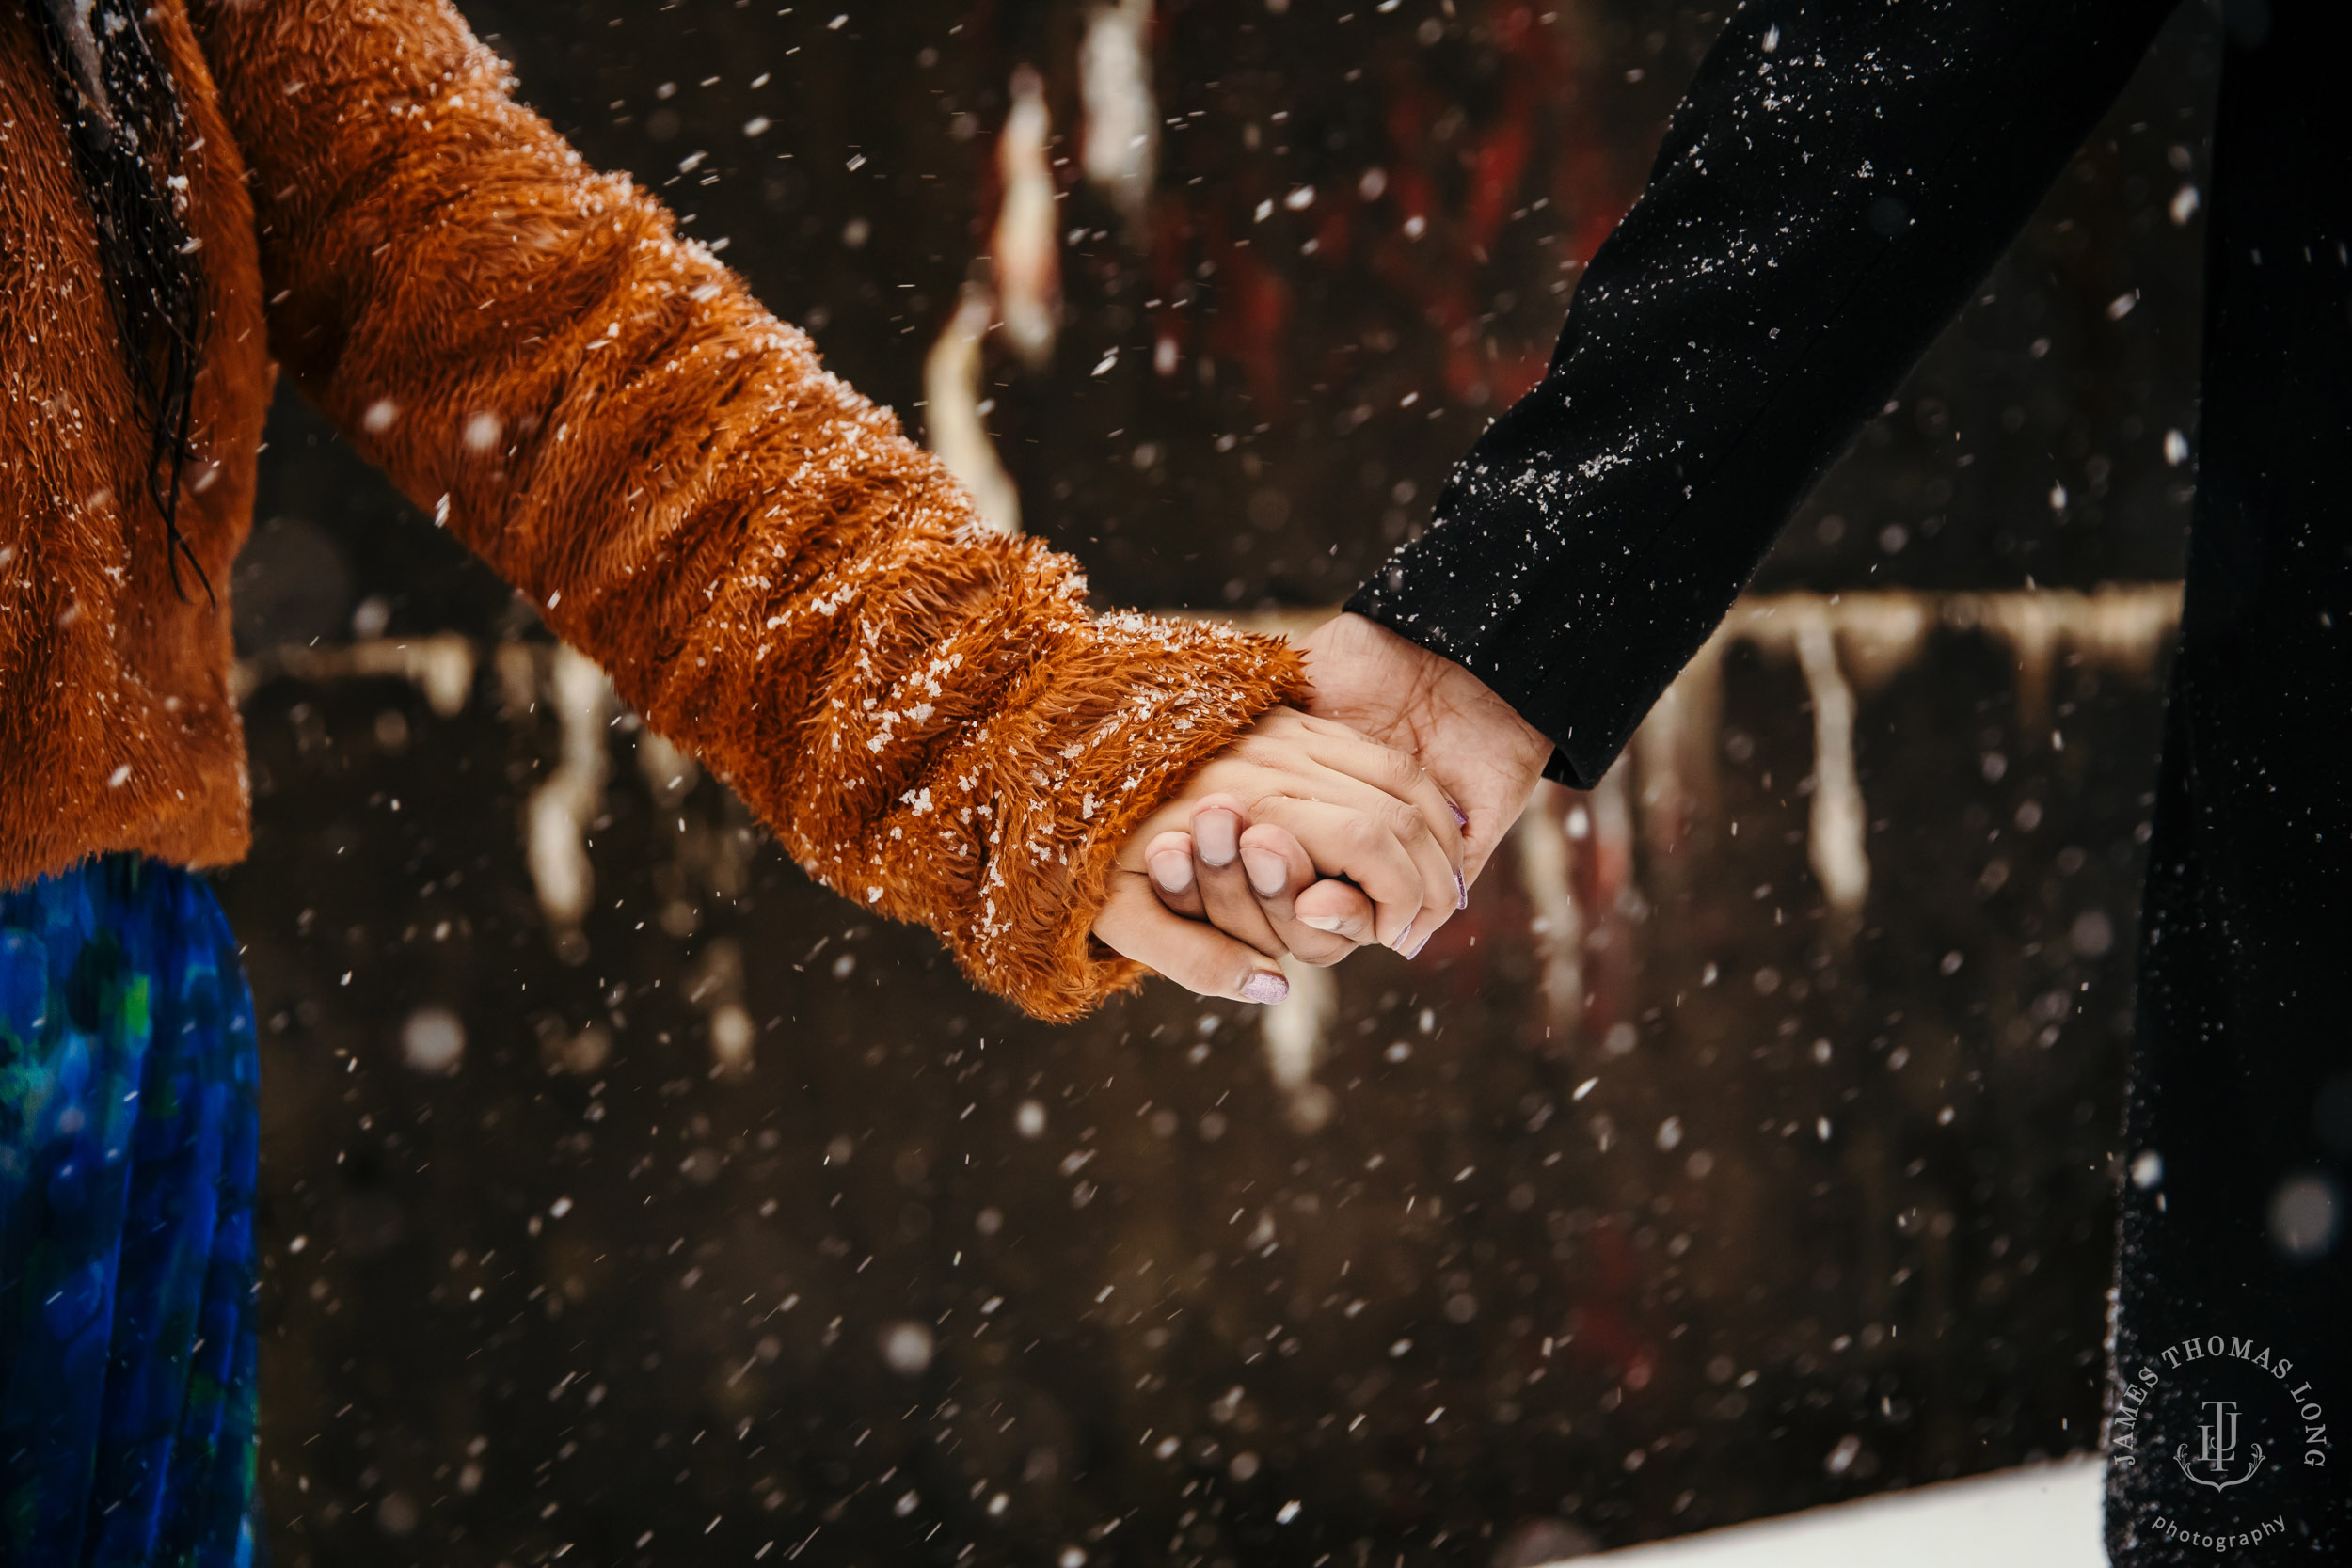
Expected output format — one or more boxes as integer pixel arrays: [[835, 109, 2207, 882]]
[[1353, 2, 2350, 1561]]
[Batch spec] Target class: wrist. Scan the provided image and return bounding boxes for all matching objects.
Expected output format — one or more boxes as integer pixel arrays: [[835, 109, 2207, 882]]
[[1329, 612, 1549, 764]]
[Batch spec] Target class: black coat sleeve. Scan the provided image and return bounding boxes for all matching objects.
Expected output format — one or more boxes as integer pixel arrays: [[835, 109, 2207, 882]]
[[1345, 0, 2177, 788]]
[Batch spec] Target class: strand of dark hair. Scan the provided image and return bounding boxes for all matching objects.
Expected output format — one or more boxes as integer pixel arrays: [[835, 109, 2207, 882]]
[[20, 0, 212, 601]]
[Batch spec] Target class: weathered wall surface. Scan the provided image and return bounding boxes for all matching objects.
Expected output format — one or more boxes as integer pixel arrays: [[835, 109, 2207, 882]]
[[222, 2, 2219, 1564]]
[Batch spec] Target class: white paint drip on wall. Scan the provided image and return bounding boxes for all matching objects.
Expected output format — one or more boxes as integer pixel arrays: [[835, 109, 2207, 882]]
[[993, 67, 1061, 369], [1793, 610, 1869, 913], [636, 727, 700, 808], [1976, 592, 2067, 736], [1825, 593, 1929, 696], [1262, 954, 1339, 1133], [1588, 755, 1636, 913], [1631, 642, 1724, 862], [1079, 0, 1158, 230], [1513, 782, 1582, 1034], [526, 644, 614, 932], [924, 284, 1024, 535]]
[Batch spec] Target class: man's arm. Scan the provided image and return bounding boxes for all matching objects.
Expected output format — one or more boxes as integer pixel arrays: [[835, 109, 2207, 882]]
[[1349, 0, 2176, 788]]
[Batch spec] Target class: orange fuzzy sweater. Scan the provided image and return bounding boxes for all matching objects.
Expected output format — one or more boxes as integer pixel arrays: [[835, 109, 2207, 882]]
[[0, 0, 1300, 1019]]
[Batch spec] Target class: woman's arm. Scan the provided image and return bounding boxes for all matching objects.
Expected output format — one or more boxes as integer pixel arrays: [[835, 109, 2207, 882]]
[[188, 0, 1447, 1018]]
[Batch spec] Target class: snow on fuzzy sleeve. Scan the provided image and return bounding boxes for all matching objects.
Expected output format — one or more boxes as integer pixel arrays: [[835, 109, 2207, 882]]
[[192, 0, 1303, 1020]]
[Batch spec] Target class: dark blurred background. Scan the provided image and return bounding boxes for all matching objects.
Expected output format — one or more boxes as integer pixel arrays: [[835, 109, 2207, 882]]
[[224, 2, 2218, 1564]]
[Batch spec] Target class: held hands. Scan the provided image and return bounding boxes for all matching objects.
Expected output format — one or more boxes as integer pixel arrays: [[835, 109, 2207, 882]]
[[1263, 611, 1552, 895], [1131, 613, 1555, 980], [1089, 705, 1467, 1003]]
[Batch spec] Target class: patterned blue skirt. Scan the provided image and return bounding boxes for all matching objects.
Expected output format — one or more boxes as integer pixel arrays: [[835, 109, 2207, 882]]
[[0, 856, 258, 1566]]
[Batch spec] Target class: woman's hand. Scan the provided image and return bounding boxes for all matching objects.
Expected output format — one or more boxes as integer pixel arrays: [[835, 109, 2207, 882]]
[[1135, 805, 1399, 969], [1089, 706, 1464, 1003]]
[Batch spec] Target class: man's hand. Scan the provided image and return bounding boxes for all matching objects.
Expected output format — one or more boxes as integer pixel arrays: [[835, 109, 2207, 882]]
[[1293, 612, 1554, 886], [1151, 613, 1555, 949]]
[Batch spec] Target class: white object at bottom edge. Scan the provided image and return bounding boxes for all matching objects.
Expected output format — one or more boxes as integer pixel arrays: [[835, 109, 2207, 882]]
[[1556, 1453, 2104, 1567]]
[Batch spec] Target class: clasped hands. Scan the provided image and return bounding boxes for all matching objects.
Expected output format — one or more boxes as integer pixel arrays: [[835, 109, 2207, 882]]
[[1093, 612, 1554, 1003]]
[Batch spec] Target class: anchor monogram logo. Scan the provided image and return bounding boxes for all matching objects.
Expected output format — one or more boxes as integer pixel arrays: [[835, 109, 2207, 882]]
[[2174, 1399, 2266, 1491]]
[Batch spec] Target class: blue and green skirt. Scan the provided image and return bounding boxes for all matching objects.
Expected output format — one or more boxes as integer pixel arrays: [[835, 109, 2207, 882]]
[[0, 856, 259, 1566]]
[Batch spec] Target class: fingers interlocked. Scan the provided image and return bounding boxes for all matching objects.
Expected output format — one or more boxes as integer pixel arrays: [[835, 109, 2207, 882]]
[[1092, 706, 1463, 1003]]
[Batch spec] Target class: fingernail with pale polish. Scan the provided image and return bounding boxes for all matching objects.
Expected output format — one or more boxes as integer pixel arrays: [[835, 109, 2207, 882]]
[[1391, 917, 1415, 955], [1242, 971, 1290, 1006], [1150, 854, 1194, 895], [1299, 913, 1352, 934], [1196, 809, 1239, 867], [1409, 933, 1433, 960], [1455, 870, 1469, 910], [1447, 796, 1469, 828], [1241, 847, 1288, 897]]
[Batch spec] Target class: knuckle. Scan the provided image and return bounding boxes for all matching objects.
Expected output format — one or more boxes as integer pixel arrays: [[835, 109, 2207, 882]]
[[1180, 958, 1226, 997], [1244, 832, 1303, 874]]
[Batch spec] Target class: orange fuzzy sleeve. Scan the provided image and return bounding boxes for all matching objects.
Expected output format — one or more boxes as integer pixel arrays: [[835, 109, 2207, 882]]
[[193, 0, 1302, 1019]]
